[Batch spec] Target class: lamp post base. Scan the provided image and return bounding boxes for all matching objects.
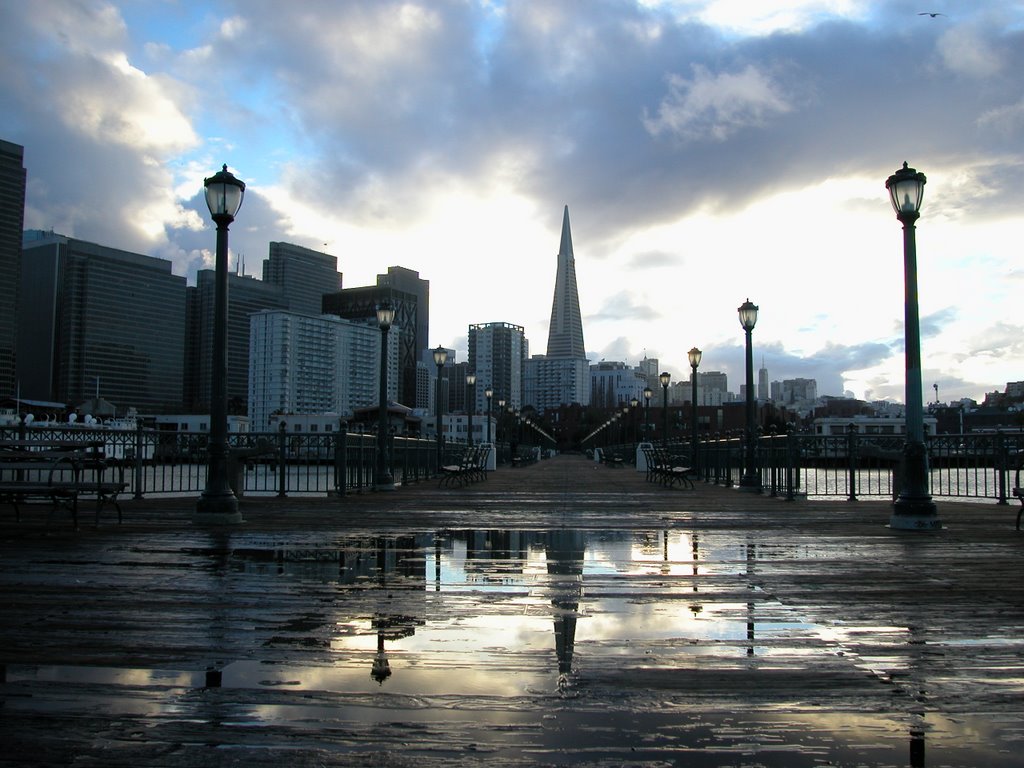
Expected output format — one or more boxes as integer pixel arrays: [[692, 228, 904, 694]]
[[738, 473, 761, 493], [194, 493, 243, 525], [890, 496, 942, 530], [373, 474, 397, 492]]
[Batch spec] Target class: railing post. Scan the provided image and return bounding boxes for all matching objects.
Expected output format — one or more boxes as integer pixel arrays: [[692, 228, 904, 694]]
[[277, 421, 287, 498], [785, 424, 797, 501], [847, 423, 858, 502], [333, 420, 347, 497], [768, 426, 778, 498], [996, 431, 1008, 505], [133, 420, 145, 500]]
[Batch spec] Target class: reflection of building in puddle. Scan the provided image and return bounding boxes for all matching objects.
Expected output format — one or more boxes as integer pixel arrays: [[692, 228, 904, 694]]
[[229, 534, 430, 587], [461, 530, 531, 584]]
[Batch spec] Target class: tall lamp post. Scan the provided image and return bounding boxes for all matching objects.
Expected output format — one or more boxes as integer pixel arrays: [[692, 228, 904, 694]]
[[374, 302, 396, 491], [643, 386, 653, 440], [738, 299, 761, 491], [484, 387, 493, 444], [630, 396, 639, 447], [688, 347, 702, 468], [196, 165, 245, 524], [886, 161, 940, 529], [465, 373, 476, 446], [497, 398, 506, 446], [433, 346, 447, 468], [660, 372, 671, 446]]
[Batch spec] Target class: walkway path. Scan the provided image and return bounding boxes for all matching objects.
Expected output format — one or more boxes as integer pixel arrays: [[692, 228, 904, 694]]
[[1, 453, 1021, 766]]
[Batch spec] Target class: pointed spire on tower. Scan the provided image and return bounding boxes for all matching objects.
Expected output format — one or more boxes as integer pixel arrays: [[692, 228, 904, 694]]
[[546, 205, 586, 358]]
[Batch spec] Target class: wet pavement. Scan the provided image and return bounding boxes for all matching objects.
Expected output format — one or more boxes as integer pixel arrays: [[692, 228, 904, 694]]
[[1, 453, 1022, 766]]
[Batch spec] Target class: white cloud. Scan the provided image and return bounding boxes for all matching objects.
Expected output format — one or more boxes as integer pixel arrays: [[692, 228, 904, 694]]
[[937, 25, 1005, 78], [643, 64, 793, 142]]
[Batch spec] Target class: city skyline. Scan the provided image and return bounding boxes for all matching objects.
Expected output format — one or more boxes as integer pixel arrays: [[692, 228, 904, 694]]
[[1, 2, 1021, 404]]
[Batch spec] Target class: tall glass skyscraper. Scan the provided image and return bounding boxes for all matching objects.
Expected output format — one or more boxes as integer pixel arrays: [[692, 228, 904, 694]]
[[546, 206, 586, 359], [0, 140, 26, 399], [19, 232, 186, 412]]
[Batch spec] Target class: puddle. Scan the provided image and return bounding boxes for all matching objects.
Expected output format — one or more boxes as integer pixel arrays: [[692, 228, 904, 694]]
[[5, 528, 1023, 765]]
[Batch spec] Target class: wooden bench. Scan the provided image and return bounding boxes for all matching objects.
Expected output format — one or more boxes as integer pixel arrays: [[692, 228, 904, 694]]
[[438, 445, 490, 488], [597, 448, 624, 468], [642, 446, 695, 489], [0, 442, 127, 528]]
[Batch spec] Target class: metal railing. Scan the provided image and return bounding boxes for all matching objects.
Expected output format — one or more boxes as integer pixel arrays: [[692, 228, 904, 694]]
[[688, 428, 1023, 503], [1, 423, 443, 498], [5, 422, 1021, 503]]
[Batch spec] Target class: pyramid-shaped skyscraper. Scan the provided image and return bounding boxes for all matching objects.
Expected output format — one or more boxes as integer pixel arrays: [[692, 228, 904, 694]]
[[546, 205, 586, 358]]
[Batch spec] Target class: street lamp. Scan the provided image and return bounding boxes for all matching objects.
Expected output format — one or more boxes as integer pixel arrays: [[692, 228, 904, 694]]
[[465, 373, 476, 446], [688, 347, 702, 468], [643, 386, 653, 440], [738, 299, 760, 491], [196, 164, 245, 524], [886, 161, 941, 529], [374, 302, 396, 491], [433, 346, 448, 468], [484, 386, 493, 444], [630, 396, 639, 446], [659, 372, 671, 446], [497, 398, 506, 446]]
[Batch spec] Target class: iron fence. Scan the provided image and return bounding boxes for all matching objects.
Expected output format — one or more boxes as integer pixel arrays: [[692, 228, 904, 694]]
[[689, 428, 1023, 503], [4, 422, 1022, 503]]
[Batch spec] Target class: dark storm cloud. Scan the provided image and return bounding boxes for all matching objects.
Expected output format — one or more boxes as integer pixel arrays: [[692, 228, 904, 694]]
[[1, 1, 1022, 282], [203, 0, 1024, 247]]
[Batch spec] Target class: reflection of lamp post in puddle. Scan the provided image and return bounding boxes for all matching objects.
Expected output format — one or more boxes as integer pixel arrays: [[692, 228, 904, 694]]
[[545, 530, 586, 694], [746, 538, 756, 656], [690, 533, 702, 617], [370, 615, 417, 685]]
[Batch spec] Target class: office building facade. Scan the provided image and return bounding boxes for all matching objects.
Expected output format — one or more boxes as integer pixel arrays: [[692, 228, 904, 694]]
[[0, 140, 26, 398], [322, 284, 419, 407], [523, 356, 591, 412], [468, 321, 527, 413], [19, 231, 186, 412], [590, 361, 646, 409], [262, 242, 342, 315], [248, 310, 397, 432], [188, 271, 288, 413]]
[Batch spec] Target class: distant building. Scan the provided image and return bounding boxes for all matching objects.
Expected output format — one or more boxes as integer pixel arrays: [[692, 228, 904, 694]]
[[247, 309, 396, 432], [322, 283, 420, 407], [469, 322, 527, 412], [758, 359, 769, 400], [546, 206, 586, 359], [19, 231, 186, 413], [781, 378, 818, 407], [262, 242, 342, 315], [696, 371, 731, 406], [376, 266, 429, 370], [523, 356, 591, 411], [590, 361, 646, 409], [525, 206, 590, 409], [0, 139, 25, 399], [637, 356, 660, 392], [187, 271, 287, 414]]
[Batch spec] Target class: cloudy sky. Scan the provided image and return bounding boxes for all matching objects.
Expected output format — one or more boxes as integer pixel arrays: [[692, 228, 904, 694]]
[[2, 0, 1022, 404]]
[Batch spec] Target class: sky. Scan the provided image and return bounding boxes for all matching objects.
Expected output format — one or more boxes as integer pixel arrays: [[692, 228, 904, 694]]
[[1, 0, 1022, 405]]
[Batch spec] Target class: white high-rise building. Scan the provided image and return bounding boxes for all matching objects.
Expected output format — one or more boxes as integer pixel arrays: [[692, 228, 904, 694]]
[[248, 310, 398, 432], [523, 356, 591, 411], [468, 322, 527, 412]]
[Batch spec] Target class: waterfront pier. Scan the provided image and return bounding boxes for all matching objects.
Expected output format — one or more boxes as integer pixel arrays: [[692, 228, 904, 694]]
[[1, 453, 1022, 766]]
